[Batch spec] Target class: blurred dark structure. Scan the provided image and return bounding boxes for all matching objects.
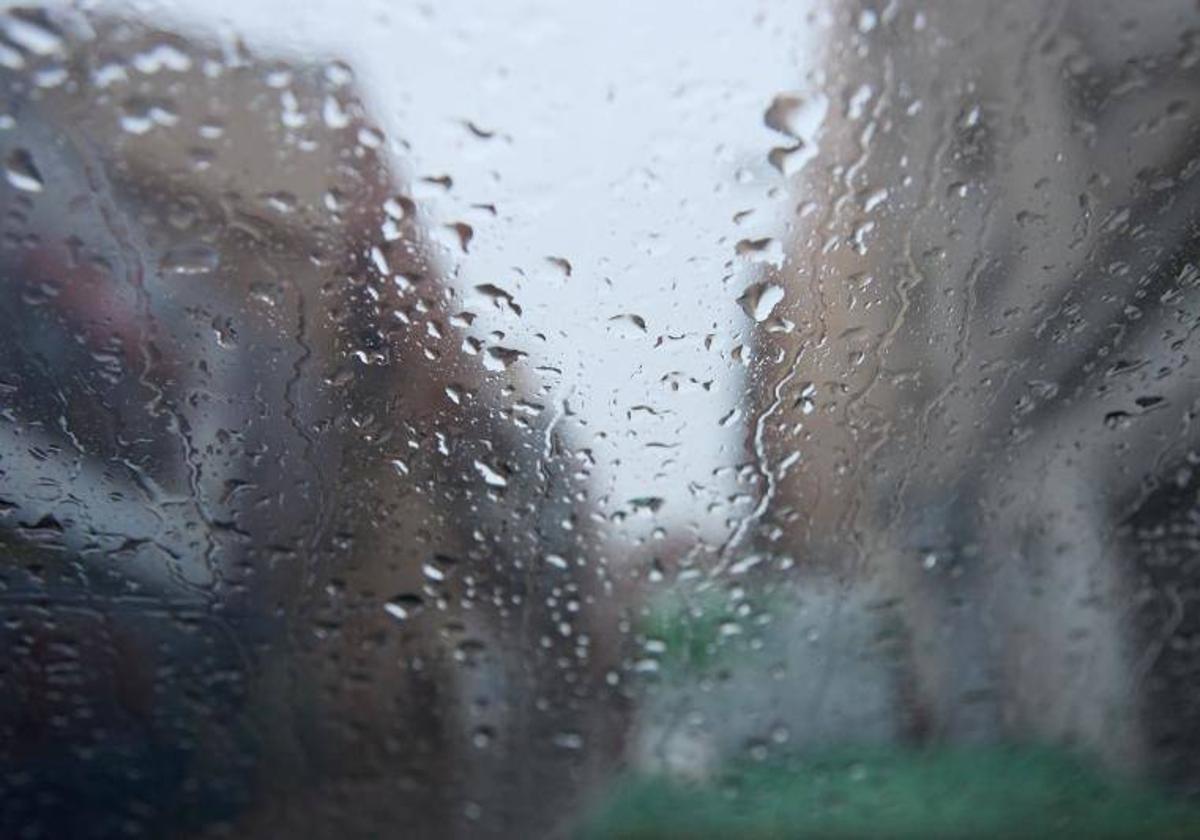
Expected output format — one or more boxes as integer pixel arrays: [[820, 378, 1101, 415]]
[[0, 8, 621, 838], [742, 0, 1200, 788]]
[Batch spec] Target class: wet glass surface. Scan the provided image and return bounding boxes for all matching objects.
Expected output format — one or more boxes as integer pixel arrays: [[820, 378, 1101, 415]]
[[5, 1, 1200, 836]]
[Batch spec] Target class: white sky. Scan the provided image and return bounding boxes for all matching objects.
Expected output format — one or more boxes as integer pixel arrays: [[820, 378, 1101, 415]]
[[86, 0, 823, 545]]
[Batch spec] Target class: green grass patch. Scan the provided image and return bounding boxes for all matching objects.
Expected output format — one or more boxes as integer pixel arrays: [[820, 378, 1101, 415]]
[[578, 745, 1200, 839]]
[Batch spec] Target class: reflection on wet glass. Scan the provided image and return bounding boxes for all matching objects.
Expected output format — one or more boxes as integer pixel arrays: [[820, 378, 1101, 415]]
[[4, 0, 1200, 836]]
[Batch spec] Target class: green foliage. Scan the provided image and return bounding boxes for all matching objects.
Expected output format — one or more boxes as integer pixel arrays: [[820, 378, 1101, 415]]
[[639, 586, 786, 677], [640, 591, 734, 676], [578, 745, 1200, 839]]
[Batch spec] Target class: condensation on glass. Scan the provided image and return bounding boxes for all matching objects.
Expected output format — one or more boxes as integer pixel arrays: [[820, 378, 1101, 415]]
[[3, 1, 1200, 837]]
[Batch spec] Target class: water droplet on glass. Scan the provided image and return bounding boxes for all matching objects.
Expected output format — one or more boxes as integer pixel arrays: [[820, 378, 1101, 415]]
[[483, 346, 526, 372], [609, 313, 647, 333], [735, 237, 784, 266], [474, 283, 521, 315], [443, 222, 473, 253], [764, 91, 827, 139], [120, 98, 180, 134], [546, 256, 573, 277], [3, 11, 64, 56], [768, 141, 816, 177], [474, 459, 509, 488], [322, 95, 350, 129], [5, 148, 43, 192], [384, 593, 425, 622], [132, 43, 192, 74], [738, 282, 785, 322], [472, 726, 495, 748], [161, 243, 220, 275]]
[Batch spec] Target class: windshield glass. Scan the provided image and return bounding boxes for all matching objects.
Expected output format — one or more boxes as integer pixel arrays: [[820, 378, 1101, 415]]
[[4, 1, 1200, 837]]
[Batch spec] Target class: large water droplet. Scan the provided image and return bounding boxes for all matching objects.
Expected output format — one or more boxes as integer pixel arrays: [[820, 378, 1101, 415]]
[[764, 92, 827, 139], [3, 11, 64, 57], [738, 282, 785, 322], [483, 346, 526, 372], [5, 148, 43, 192], [474, 283, 521, 315]]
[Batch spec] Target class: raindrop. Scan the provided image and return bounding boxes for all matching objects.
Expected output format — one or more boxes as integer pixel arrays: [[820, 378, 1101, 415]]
[[324, 60, 353, 86], [738, 282, 785, 322], [474, 459, 509, 488], [161, 243, 220, 275], [463, 120, 495, 139], [322, 95, 350, 129], [383, 195, 414, 220], [384, 593, 424, 622], [132, 43, 191, 73], [420, 174, 453, 192], [474, 283, 521, 315], [553, 732, 584, 750], [483, 346, 526, 372], [735, 237, 784, 266], [384, 592, 427, 619], [629, 497, 665, 513], [763, 92, 827, 141], [609, 313, 647, 333], [768, 141, 816, 177], [472, 726, 495, 748], [1104, 411, 1132, 430], [120, 99, 179, 134], [794, 382, 817, 414], [3, 11, 64, 56], [5, 148, 42, 192], [546, 256, 573, 277]]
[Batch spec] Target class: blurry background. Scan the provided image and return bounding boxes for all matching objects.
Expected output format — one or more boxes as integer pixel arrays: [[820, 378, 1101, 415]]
[[4, 0, 1200, 837]]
